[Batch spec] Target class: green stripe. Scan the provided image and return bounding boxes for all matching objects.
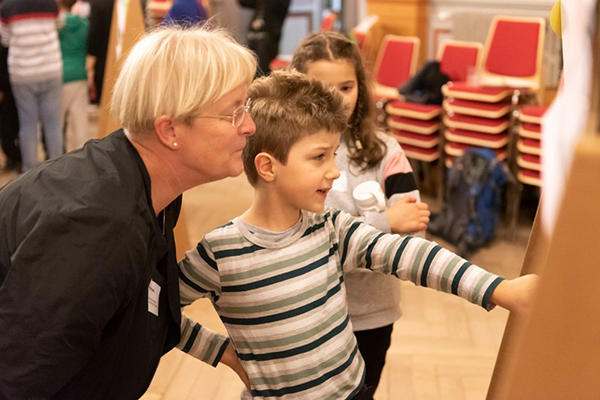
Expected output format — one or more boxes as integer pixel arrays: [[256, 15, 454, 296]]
[[470, 272, 492, 304], [250, 334, 356, 387], [220, 240, 330, 282], [234, 306, 347, 351], [182, 261, 220, 292], [440, 256, 461, 293], [210, 235, 252, 247], [410, 241, 430, 284], [220, 270, 339, 315]]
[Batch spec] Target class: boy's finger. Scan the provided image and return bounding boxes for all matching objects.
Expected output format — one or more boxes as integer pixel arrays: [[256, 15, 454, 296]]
[[399, 196, 416, 203]]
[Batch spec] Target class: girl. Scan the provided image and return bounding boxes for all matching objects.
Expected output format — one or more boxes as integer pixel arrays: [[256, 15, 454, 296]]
[[290, 31, 430, 396]]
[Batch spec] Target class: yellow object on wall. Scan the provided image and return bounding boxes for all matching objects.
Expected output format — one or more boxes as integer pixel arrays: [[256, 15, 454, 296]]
[[550, 1, 562, 37]]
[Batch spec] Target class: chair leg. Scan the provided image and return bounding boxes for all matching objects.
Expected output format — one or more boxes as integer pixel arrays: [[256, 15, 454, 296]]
[[506, 180, 524, 242]]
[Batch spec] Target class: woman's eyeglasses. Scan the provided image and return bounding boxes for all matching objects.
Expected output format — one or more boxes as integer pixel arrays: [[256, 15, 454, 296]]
[[198, 98, 251, 128]]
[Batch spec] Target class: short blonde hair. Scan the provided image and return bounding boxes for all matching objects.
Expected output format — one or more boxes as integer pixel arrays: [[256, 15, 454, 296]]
[[243, 70, 348, 186], [111, 25, 257, 135]]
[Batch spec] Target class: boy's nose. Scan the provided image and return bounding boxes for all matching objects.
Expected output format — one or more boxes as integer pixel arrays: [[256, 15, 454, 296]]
[[327, 163, 340, 180]]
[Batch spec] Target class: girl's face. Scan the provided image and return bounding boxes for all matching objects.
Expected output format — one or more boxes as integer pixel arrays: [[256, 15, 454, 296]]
[[305, 59, 358, 120]]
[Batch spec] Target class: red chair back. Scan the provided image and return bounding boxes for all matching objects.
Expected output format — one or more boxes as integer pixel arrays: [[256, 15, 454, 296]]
[[484, 16, 545, 79], [374, 35, 419, 88], [438, 40, 482, 82]]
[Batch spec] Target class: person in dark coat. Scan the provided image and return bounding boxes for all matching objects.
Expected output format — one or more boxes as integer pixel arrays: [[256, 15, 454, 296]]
[[0, 26, 255, 399], [240, 0, 291, 76]]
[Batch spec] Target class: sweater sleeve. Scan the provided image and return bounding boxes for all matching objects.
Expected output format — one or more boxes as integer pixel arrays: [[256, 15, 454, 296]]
[[332, 210, 504, 310], [177, 238, 230, 366]]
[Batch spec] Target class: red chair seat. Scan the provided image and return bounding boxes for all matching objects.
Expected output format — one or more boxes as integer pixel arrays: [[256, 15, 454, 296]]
[[519, 105, 548, 124], [444, 142, 507, 160], [444, 128, 508, 148], [518, 168, 542, 186], [517, 153, 541, 171], [388, 116, 440, 134], [443, 114, 509, 134], [519, 123, 542, 140], [402, 144, 440, 161], [442, 81, 513, 103], [517, 138, 541, 155], [386, 100, 442, 120], [443, 98, 511, 119], [390, 130, 440, 148]]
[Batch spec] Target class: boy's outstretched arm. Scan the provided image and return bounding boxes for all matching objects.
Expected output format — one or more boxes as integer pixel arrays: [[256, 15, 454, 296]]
[[490, 274, 540, 314]]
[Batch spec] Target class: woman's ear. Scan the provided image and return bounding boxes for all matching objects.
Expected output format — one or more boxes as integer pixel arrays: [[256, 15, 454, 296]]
[[255, 152, 277, 183], [153, 115, 178, 150]]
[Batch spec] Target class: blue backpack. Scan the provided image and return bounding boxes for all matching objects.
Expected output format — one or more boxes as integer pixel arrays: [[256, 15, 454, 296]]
[[429, 148, 508, 257]]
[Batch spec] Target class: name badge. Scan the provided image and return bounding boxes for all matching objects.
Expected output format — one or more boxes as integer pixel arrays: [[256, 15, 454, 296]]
[[148, 279, 161, 316]]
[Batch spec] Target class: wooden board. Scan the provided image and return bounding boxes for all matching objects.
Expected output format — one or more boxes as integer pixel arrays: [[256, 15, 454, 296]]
[[97, 0, 145, 138], [488, 134, 600, 399]]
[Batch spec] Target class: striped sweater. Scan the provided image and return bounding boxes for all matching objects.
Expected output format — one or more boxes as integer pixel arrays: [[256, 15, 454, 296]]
[[327, 131, 421, 331], [178, 209, 503, 399], [0, 0, 62, 83]]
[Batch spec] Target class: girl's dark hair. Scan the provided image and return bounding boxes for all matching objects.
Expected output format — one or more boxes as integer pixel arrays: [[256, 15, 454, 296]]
[[290, 31, 385, 170]]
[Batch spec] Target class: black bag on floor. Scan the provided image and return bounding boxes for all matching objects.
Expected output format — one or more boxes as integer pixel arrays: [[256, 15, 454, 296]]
[[429, 148, 508, 257]]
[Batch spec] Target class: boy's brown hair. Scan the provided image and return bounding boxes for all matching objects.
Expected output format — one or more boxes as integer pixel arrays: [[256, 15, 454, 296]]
[[243, 70, 349, 186]]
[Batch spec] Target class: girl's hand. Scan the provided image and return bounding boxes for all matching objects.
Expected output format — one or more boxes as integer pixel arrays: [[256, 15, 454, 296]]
[[220, 341, 251, 391], [386, 197, 430, 234], [490, 274, 540, 314]]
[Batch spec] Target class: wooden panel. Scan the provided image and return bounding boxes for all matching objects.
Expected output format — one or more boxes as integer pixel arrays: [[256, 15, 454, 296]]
[[367, 0, 429, 65], [489, 135, 600, 399]]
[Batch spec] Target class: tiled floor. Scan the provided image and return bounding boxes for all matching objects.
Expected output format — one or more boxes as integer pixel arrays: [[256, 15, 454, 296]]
[[0, 117, 536, 400]]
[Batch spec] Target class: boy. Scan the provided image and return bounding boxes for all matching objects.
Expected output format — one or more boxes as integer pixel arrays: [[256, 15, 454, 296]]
[[58, 0, 90, 152], [177, 71, 536, 399]]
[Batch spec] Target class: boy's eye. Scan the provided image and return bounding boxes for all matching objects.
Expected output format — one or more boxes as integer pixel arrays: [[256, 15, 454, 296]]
[[314, 154, 325, 161], [340, 86, 352, 93]]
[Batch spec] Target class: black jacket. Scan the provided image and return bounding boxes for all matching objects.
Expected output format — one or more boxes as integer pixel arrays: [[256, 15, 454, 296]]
[[0, 130, 182, 400]]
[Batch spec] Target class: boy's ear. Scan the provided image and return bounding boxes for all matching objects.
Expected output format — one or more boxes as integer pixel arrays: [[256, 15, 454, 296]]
[[153, 115, 178, 149], [255, 152, 277, 183]]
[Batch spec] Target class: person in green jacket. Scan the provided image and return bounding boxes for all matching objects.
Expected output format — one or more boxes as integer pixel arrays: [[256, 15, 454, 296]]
[[59, 0, 90, 152]]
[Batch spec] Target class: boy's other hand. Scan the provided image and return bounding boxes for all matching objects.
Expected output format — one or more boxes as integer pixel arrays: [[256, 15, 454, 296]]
[[386, 197, 430, 234], [220, 341, 251, 391], [490, 274, 540, 315]]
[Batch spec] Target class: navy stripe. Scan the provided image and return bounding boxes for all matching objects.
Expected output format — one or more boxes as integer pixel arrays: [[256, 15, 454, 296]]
[[196, 242, 218, 271], [332, 209, 342, 224], [223, 248, 334, 293], [251, 340, 360, 398], [451, 262, 472, 295], [482, 277, 504, 309], [178, 268, 219, 301], [182, 322, 201, 353], [384, 172, 418, 197], [214, 243, 263, 259], [222, 275, 343, 326], [365, 232, 386, 270], [212, 338, 230, 367], [420, 245, 443, 287], [301, 220, 325, 238], [340, 222, 362, 267], [391, 236, 413, 276], [238, 313, 350, 361]]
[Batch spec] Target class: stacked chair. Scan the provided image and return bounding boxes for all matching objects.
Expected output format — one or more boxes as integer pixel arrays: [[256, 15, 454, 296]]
[[383, 41, 482, 195], [371, 35, 420, 102], [441, 16, 546, 169], [387, 40, 482, 165], [506, 105, 547, 240]]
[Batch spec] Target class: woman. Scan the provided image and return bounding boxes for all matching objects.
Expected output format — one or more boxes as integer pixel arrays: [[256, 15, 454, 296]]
[[0, 26, 255, 399]]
